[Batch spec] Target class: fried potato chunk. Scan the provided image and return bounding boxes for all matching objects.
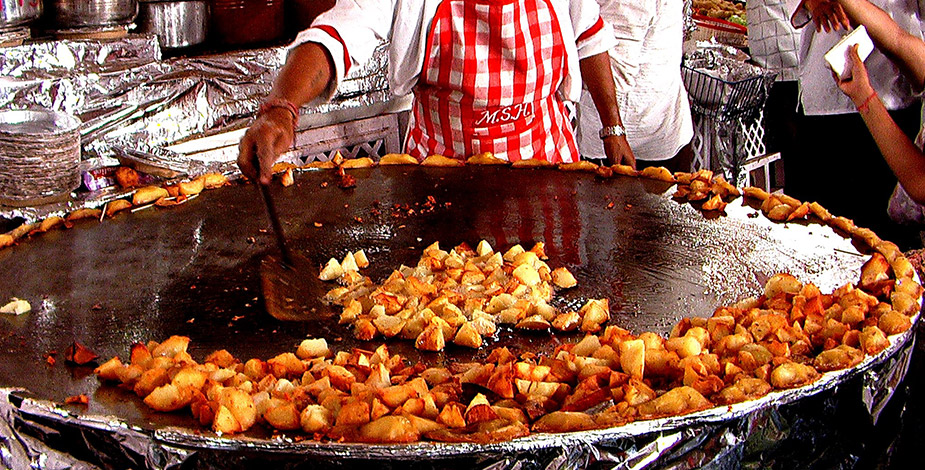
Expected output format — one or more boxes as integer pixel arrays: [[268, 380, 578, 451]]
[[357, 415, 420, 443], [532, 411, 597, 432], [770, 362, 820, 389], [636, 386, 711, 419], [813, 345, 865, 372]]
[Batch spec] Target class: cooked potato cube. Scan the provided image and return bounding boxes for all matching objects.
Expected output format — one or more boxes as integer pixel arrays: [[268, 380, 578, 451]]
[[551, 267, 577, 289], [212, 405, 241, 434], [619, 339, 645, 380], [143, 383, 193, 412], [319, 258, 344, 281], [357, 415, 419, 443], [454, 321, 483, 348], [532, 411, 596, 432], [300, 404, 333, 433], [769, 362, 820, 389], [296, 338, 330, 359], [636, 386, 711, 419]]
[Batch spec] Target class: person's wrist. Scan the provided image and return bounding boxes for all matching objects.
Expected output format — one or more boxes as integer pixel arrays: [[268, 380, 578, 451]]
[[257, 98, 299, 130], [599, 125, 626, 140], [855, 89, 878, 113], [851, 87, 875, 106]]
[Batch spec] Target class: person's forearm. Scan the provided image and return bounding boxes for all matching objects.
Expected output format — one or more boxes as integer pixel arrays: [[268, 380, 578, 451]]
[[857, 94, 925, 203], [578, 51, 635, 167], [269, 43, 336, 106], [579, 52, 624, 130], [837, 0, 925, 87]]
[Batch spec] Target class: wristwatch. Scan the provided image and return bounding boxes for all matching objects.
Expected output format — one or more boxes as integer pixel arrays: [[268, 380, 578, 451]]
[[599, 125, 626, 139]]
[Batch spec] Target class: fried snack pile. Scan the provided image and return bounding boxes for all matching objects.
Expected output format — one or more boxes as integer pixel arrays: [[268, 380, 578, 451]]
[[94, 249, 920, 442], [319, 241, 606, 351], [693, 0, 746, 21], [0, 171, 229, 250]]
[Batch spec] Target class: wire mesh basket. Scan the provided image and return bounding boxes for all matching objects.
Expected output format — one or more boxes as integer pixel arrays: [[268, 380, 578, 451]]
[[682, 56, 777, 122]]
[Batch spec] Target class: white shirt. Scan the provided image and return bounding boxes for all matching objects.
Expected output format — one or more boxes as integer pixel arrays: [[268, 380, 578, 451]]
[[577, 0, 693, 161], [791, 0, 923, 115], [747, 0, 800, 82], [289, 0, 616, 104]]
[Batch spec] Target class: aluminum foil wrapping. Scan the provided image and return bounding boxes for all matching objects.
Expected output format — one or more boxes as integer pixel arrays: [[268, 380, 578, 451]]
[[684, 52, 764, 84], [0, 34, 396, 224]]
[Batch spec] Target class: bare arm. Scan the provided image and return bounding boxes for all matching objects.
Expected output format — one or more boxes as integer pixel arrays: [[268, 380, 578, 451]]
[[836, 0, 925, 89], [579, 51, 636, 168], [238, 43, 335, 184], [836, 46, 925, 203]]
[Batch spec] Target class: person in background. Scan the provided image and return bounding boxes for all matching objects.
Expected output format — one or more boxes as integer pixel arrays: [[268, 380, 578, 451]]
[[577, 0, 693, 171], [830, 0, 925, 226], [746, 0, 800, 190], [788, 0, 924, 249], [239, 0, 636, 185]]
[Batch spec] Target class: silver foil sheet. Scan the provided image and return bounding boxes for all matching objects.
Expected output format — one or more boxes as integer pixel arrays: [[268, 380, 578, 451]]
[[0, 34, 397, 223]]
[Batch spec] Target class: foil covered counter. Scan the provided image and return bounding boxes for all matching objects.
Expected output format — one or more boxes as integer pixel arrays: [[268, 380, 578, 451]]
[[0, 34, 397, 163], [0, 167, 918, 468]]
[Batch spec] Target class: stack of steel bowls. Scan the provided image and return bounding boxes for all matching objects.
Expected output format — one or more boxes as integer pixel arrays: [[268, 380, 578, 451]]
[[0, 108, 82, 207]]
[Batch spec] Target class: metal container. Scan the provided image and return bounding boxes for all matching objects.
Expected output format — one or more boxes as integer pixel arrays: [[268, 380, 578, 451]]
[[137, 0, 208, 49], [47, 0, 138, 29], [0, 0, 42, 31]]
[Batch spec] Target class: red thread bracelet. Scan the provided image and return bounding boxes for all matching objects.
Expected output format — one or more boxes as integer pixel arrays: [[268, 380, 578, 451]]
[[857, 91, 878, 113], [257, 98, 299, 127]]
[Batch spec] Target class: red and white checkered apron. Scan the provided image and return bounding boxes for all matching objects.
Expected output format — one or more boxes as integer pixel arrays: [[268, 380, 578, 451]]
[[405, 0, 579, 163]]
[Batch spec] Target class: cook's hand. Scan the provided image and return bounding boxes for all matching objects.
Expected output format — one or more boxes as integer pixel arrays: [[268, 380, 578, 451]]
[[805, 0, 851, 33], [604, 135, 636, 169], [237, 108, 295, 185], [834, 44, 875, 104]]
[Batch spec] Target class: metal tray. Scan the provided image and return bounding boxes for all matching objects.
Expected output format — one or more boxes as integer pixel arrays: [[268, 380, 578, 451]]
[[0, 166, 910, 462]]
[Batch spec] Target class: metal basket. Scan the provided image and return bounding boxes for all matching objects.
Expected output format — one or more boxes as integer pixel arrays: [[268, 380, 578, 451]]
[[682, 60, 777, 122]]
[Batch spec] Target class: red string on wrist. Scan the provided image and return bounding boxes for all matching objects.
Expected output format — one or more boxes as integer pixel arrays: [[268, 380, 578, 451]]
[[856, 91, 878, 113], [257, 98, 299, 129]]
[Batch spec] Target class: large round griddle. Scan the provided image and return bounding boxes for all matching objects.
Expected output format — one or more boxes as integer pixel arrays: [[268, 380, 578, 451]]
[[0, 166, 870, 441]]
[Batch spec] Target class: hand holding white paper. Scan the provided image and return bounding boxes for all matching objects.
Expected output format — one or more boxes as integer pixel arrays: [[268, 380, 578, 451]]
[[824, 25, 875, 79]]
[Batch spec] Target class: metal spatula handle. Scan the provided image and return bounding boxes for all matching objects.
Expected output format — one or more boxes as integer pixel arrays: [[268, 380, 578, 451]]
[[254, 156, 294, 267]]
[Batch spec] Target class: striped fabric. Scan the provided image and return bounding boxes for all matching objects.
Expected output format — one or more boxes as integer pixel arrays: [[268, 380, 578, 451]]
[[406, 0, 579, 163]]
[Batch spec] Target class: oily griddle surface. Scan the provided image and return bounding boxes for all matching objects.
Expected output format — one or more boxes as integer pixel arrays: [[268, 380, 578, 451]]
[[0, 166, 865, 432]]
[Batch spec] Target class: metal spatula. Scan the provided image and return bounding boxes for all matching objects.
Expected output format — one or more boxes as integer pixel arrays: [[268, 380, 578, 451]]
[[256, 178, 327, 321]]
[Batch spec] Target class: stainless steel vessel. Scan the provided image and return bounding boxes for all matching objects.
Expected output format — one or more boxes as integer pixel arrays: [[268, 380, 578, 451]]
[[0, 0, 42, 31], [137, 0, 208, 49], [46, 0, 138, 29]]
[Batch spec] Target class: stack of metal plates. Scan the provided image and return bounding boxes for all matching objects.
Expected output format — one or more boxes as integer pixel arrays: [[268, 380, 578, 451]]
[[0, 108, 82, 207]]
